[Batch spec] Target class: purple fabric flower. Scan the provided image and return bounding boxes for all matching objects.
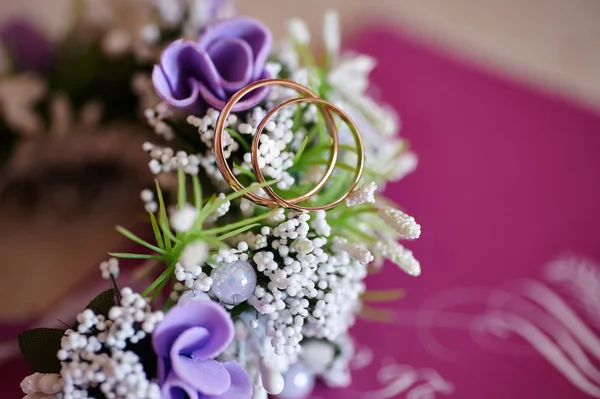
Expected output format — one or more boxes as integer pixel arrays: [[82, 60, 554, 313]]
[[152, 17, 272, 115], [0, 18, 53, 73], [152, 300, 252, 399]]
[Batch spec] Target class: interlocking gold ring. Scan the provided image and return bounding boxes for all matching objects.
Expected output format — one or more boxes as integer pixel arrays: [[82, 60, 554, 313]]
[[213, 78, 364, 211]]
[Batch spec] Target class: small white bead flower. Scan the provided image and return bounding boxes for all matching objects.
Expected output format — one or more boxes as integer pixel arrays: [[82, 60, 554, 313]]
[[170, 204, 197, 232], [344, 181, 377, 207], [58, 287, 163, 398], [99, 258, 119, 280], [378, 208, 421, 239], [179, 241, 208, 270]]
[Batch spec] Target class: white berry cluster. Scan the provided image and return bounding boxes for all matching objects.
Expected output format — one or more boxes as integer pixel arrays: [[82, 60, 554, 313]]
[[239, 105, 298, 190], [174, 240, 213, 293], [186, 102, 302, 190], [304, 249, 367, 340], [140, 189, 157, 213], [247, 212, 324, 356], [206, 193, 231, 223], [144, 102, 174, 140], [144, 142, 201, 175], [186, 109, 241, 184], [56, 288, 163, 399], [99, 258, 120, 280]]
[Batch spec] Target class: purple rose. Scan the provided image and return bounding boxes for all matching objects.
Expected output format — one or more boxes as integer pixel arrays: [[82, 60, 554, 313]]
[[152, 300, 252, 399], [152, 17, 272, 115]]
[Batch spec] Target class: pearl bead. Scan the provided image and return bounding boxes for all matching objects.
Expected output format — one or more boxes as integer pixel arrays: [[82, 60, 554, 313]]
[[178, 290, 210, 304], [279, 363, 315, 399], [210, 261, 257, 305]]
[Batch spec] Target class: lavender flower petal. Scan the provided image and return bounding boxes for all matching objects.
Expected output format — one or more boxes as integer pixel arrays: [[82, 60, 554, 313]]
[[171, 356, 230, 395], [153, 17, 272, 114], [206, 37, 253, 91], [152, 300, 234, 359], [197, 69, 270, 112], [161, 371, 199, 399], [203, 362, 253, 399]]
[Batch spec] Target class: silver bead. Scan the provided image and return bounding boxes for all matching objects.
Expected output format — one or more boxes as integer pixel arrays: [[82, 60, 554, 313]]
[[210, 260, 257, 305]]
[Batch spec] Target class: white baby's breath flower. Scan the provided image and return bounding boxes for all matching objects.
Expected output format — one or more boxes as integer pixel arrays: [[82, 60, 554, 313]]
[[345, 182, 377, 207], [287, 17, 311, 45], [179, 241, 208, 270], [170, 204, 197, 232], [379, 208, 421, 239], [323, 10, 341, 57], [376, 239, 421, 276], [99, 258, 119, 280], [328, 55, 376, 96]]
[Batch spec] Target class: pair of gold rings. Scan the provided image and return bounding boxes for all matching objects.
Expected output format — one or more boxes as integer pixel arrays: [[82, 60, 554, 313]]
[[213, 78, 364, 212]]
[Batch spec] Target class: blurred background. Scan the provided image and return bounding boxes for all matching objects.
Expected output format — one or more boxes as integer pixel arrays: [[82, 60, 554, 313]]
[[1, 1, 600, 398]]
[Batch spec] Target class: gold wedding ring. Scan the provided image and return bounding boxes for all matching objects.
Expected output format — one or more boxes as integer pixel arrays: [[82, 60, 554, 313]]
[[213, 78, 364, 211]]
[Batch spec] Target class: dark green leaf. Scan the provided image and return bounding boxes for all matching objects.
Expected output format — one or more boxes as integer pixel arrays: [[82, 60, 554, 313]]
[[230, 302, 252, 319], [18, 328, 65, 373], [86, 288, 116, 318]]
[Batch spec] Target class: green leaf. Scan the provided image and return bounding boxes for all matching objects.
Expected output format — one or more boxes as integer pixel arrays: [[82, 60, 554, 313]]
[[221, 179, 277, 203], [108, 252, 163, 260], [293, 134, 311, 164], [150, 276, 171, 303], [86, 289, 117, 318], [204, 211, 273, 235], [177, 167, 186, 210], [18, 328, 65, 373], [116, 226, 166, 254], [192, 175, 203, 213], [233, 164, 257, 181], [149, 211, 165, 250], [217, 223, 260, 241], [226, 128, 251, 152], [197, 194, 217, 225], [155, 181, 172, 251], [142, 264, 175, 297], [229, 302, 252, 319]]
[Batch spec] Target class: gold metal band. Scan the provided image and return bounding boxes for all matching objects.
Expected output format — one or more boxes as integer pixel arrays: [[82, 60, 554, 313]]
[[213, 78, 364, 211]]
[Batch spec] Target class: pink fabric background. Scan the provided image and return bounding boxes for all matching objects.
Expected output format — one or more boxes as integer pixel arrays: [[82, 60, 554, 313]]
[[312, 26, 600, 398], [3, 26, 600, 398]]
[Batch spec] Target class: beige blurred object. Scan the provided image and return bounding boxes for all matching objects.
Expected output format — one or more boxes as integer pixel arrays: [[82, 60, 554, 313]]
[[2, 1, 599, 110], [0, 128, 151, 319], [237, 0, 600, 112]]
